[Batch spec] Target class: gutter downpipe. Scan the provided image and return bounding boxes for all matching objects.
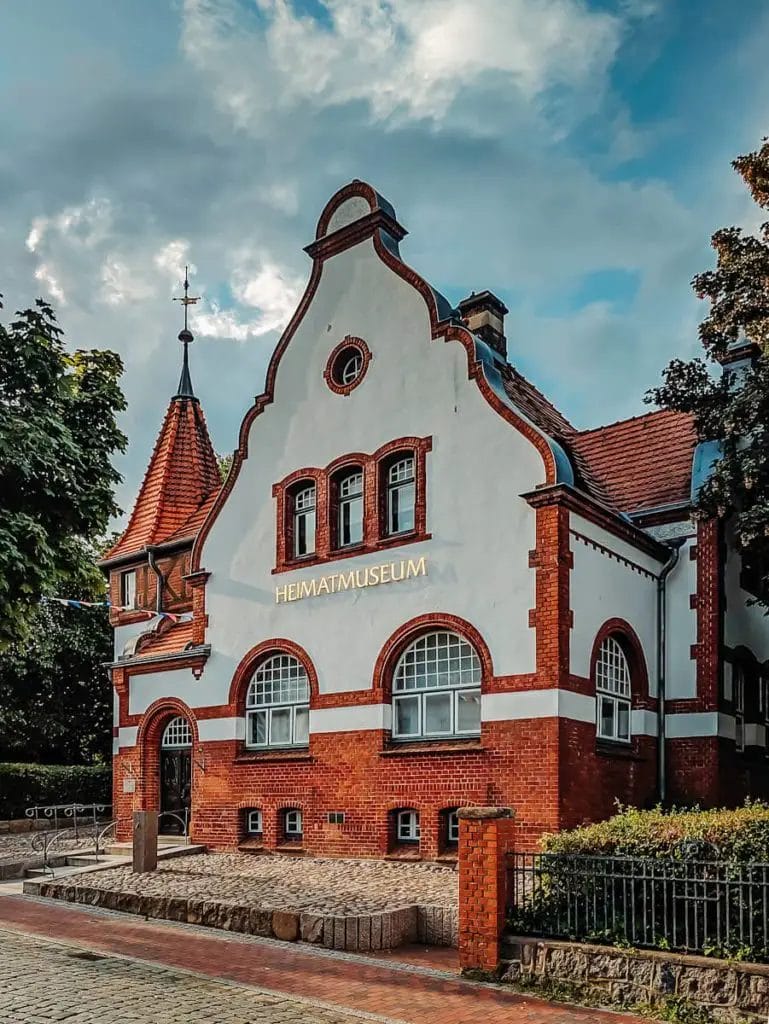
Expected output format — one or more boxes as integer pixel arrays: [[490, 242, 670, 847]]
[[657, 539, 684, 805], [147, 546, 163, 613]]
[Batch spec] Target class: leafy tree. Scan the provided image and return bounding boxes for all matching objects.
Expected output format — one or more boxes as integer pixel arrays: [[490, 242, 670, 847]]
[[0, 297, 126, 646], [648, 138, 769, 608], [216, 450, 233, 480], [0, 597, 112, 764]]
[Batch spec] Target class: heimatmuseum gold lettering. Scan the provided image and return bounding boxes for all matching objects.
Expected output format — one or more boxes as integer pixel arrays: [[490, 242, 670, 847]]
[[275, 557, 427, 604]]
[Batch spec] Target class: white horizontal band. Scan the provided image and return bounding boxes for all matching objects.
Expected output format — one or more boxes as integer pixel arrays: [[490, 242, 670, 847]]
[[197, 716, 245, 742], [118, 726, 138, 749], [631, 709, 658, 737], [481, 689, 595, 724], [309, 704, 392, 733]]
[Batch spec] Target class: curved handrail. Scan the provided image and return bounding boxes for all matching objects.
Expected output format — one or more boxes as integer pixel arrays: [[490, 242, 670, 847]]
[[157, 810, 190, 843]]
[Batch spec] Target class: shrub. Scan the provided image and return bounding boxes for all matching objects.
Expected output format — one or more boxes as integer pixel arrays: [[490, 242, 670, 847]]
[[0, 762, 111, 819], [542, 802, 769, 862]]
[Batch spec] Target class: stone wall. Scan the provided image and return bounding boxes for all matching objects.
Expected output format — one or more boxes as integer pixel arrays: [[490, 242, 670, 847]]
[[32, 881, 458, 951], [503, 936, 769, 1023]]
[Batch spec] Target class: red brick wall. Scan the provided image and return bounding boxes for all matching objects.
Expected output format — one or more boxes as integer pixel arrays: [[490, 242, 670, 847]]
[[113, 719, 562, 855], [458, 808, 515, 973]]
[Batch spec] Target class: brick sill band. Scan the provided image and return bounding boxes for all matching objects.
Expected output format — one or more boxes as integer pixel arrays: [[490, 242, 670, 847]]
[[273, 530, 431, 576], [234, 750, 313, 764], [380, 741, 485, 757]]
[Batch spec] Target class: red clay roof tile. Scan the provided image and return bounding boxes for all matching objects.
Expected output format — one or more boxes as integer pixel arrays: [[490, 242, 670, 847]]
[[570, 409, 697, 513], [104, 397, 221, 562], [135, 620, 196, 658]]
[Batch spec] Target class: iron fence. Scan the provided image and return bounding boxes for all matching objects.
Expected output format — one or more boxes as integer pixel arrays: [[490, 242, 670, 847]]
[[507, 849, 769, 960]]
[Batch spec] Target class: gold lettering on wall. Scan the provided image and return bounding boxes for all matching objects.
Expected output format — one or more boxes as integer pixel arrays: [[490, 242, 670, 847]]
[[275, 556, 428, 604]]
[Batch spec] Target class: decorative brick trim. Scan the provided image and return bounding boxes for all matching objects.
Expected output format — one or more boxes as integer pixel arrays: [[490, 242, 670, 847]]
[[571, 530, 658, 581], [372, 612, 493, 700], [523, 484, 668, 562], [323, 336, 372, 396], [532, 503, 571, 684], [272, 436, 432, 574], [695, 518, 722, 714]]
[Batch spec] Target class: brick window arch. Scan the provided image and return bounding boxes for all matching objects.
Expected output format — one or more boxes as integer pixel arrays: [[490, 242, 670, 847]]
[[590, 620, 648, 745], [272, 438, 431, 574], [323, 336, 372, 396]]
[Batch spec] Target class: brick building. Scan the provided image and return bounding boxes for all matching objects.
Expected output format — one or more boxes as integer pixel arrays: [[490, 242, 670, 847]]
[[103, 181, 769, 857]]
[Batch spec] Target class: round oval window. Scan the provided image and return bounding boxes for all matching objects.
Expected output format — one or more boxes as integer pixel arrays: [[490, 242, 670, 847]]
[[331, 345, 364, 388]]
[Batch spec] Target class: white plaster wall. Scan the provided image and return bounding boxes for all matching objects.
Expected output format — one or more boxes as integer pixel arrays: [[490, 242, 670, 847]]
[[569, 514, 660, 696], [188, 237, 545, 711], [723, 537, 769, 662], [665, 535, 698, 700]]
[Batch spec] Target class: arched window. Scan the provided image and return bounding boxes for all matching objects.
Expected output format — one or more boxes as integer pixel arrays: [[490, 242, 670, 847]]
[[392, 631, 482, 739], [384, 454, 415, 536], [246, 653, 310, 749], [291, 482, 316, 558], [595, 635, 631, 743], [161, 716, 192, 749], [334, 468, 364, 548]]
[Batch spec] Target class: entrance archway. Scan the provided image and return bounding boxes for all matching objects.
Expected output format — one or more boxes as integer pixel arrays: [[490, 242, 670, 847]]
[[159, 715, 192, 835]]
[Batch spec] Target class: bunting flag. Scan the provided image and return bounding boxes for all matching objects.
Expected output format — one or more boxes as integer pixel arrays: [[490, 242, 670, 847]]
[[41, 597, 189, 623]]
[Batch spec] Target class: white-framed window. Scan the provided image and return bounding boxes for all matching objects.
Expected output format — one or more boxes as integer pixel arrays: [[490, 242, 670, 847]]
[[396, 809, 420, 843], [121, 569, 137, 609], [392, 631, 482, 740], [447, 810, 460, 845], [246, 654, 310, 749], [336, 469, 364, 547], [340, 350, 362, 385], [161, 716, 193, 749], [292, 483, 316, 558], [385, 455, 416, 535], [284, 808, 303, 836], [246, 808, 262, 834], [595, 635, 631, 743], [735, 663, 746, 753]]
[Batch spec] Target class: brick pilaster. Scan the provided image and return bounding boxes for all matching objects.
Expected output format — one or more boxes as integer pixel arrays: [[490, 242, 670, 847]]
[[457, 806, 515, 973]]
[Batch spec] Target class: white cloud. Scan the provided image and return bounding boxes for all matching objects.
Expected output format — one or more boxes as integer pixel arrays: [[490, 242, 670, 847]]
[[182, 0, 623, 128]]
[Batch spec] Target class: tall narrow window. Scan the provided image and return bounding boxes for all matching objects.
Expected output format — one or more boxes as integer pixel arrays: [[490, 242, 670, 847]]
[[735, 663, 745, 753], [392, 631, 482, 740], [386, 455, 415, 536], [246, 653, 310, 749], [336, 469, 364, 548], [595, 635, 631, 743], [292, 483, 316, 558], [121, 569, 137, 609]]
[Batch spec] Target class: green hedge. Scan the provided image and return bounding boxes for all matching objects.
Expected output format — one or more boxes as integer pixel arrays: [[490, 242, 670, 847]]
[[542, 802, 769, 861], [0, 763, 111, 820]]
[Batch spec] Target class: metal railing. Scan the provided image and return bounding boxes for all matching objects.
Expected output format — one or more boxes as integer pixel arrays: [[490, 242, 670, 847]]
[[25, 803, 111, 836], [507, 849, 769, 961], [23, 803, 113, 876]]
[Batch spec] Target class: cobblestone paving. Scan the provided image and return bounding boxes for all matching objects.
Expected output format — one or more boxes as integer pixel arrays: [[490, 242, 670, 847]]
[[64, 853, 458, 915], [0, 928, 391, 1023]]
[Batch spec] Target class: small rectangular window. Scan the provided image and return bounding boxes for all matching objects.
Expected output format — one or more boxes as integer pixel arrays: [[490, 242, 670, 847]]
[[327, 811, 345, 825], [121, 570, 137, 609], [396, 810, 420, 842], [246, 809, 262, 834], [447, 811, 460, 845], [284, 809, 303, 835]]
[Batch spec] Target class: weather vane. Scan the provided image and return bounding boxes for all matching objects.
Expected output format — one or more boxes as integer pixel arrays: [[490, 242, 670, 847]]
[[173, 265, 200, 342], [172, 265, 199, 399]]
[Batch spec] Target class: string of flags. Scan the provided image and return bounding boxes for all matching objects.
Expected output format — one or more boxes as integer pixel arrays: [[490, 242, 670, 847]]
[[42, 597, 189, 623]]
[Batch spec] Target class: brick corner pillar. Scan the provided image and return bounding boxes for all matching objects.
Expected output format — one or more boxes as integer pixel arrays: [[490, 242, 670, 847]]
[[457, 805, 515, 975]]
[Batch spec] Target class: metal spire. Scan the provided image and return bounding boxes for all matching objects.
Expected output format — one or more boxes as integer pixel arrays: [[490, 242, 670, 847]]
[[172, 265, 200, 399]]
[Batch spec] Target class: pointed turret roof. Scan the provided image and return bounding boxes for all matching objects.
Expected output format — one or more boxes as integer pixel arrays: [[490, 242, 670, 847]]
[[102, 276, 221, 564]]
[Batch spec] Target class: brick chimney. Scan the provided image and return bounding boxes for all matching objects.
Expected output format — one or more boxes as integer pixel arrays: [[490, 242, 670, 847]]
[[458, 291, 508, 360]]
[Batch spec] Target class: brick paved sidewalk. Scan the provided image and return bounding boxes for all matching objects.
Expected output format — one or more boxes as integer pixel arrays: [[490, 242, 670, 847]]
[[0, 895, 645, 1024]]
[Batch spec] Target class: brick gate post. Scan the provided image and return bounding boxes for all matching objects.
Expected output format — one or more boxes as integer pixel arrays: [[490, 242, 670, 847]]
[[457, 806, 515, 974]]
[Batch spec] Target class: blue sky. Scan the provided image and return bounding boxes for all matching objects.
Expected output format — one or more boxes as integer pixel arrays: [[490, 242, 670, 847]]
[[0, 0, 766, 516]]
